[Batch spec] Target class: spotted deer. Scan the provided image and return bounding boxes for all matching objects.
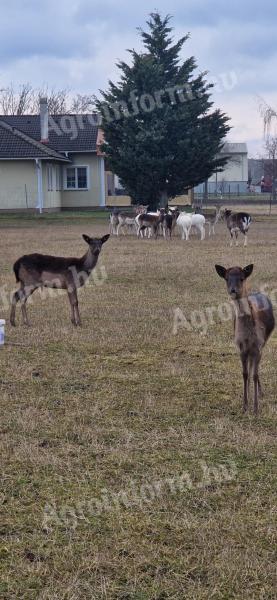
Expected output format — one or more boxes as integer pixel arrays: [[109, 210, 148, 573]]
[[224, 209, 251, 246], [10, 234, 110, 327], [215, 264, 275, 414], [136, 210, 163, 239]]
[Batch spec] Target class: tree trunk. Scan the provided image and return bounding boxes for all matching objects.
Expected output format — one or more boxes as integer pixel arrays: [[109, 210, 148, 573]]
[[159, 190, 168, 208]]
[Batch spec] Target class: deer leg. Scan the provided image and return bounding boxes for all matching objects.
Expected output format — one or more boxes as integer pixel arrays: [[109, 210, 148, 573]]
[[257, 376, 263, 398], [185, 226, 191, 241], [235, 231, 239, 247], [253, 354, 261, 415], [240, 352, 249, 412], [67, 287, 80, 326], [20, 286, 37, 326], [229, 230, 233, 247], [10, 289, 21, 326]]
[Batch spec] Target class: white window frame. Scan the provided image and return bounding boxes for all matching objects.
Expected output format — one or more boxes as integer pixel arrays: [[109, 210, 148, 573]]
[[64, 165, 89, 190]]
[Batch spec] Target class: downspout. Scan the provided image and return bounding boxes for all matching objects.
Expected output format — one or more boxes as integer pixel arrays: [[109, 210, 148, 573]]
[[99, 156, 106, 207], [35, 159, 44, 214]]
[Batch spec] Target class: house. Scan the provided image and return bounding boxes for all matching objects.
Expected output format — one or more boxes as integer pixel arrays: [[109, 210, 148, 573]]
[[0, 98, 105, 211], [0, 99, 192, 211], [194, 142, 248, 195]]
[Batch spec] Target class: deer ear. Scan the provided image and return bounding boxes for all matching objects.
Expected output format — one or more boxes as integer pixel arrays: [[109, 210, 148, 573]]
[[243, 264, 254, 278], [82, 234, 91, 245], [101, 234, 110, 244], [215, 265, 227, 279]]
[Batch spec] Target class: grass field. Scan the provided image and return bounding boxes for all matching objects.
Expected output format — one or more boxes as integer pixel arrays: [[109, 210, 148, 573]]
[[1, 212, 276, 599]]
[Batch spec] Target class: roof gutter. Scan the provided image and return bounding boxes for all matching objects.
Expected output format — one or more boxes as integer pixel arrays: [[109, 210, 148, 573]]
[[35, 158, 44, 214]]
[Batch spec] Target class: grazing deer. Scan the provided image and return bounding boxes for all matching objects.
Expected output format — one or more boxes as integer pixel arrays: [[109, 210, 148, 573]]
[[10, 234, 110, 327], [215, 264, 275, 414], [224, 209, 251, 246]]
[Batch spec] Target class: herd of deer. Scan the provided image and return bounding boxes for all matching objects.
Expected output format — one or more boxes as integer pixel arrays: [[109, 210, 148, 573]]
[[109, 205, 252, 246], [9, 206, 274, 415]]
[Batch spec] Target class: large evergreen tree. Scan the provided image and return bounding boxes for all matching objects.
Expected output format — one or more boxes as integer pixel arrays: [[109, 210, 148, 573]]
[[96, 13, 230, 209]]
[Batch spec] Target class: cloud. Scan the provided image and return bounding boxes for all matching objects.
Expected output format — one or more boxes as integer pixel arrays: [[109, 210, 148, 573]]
[[0, 0, 276, 154]]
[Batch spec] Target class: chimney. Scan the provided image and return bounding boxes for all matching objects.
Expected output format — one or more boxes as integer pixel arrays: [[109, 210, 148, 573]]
[[40, 97, 49, 143]]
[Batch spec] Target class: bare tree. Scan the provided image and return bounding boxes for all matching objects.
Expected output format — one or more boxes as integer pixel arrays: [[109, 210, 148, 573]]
[[258, 97, 277, 135], [0, 83, 34, 114], [0, 83, 96, 115], [70, 94, 95, 114]]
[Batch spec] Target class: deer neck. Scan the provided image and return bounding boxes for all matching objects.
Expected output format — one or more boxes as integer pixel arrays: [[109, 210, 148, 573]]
[[82, 249, 99, 273], [232, 296, 255, 342]]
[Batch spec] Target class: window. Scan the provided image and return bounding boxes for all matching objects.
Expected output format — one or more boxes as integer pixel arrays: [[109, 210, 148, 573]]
[[77, 167, 87, 189], [47, 164, 53, 191], [66, 168, 76, 189], [64, 166, 89, 190]]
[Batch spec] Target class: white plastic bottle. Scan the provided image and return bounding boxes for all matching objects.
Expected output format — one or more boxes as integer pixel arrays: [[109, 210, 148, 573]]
[[0, 319, 5, 345]]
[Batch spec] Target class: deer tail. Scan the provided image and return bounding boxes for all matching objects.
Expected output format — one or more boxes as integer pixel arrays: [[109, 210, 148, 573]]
[[13, 259, 21, 282]]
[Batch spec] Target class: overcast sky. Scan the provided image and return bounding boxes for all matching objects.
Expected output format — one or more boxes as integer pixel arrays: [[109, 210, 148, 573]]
[[0, 0, 276, 156]]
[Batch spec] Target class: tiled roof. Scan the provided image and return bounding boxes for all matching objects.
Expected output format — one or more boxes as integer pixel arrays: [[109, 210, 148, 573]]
[[0, 114, 98, 154], [0, 119, 70, 161]]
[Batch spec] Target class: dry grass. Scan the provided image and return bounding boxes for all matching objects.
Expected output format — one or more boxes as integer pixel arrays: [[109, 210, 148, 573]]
[[0, 213, 276, 599]]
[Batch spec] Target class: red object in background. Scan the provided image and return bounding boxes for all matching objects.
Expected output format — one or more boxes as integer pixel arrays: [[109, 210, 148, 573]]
[[261, 176, 272, 193]]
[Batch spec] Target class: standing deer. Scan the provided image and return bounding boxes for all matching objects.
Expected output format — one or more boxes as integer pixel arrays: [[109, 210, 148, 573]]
[[10, 234, 110, 327], [224, 209, 251, 246], [136, 210, 163, 239], [215, 264, 275, 414], [162, 208, 180, 239], [195, 206, 222, 236]]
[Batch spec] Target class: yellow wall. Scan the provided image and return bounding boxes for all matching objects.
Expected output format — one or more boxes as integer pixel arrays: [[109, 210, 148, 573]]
[[0, 160, 38, 210], [42, 163, 62, 210], [61, 154, 102, 208], [106, 195, 132, 206]]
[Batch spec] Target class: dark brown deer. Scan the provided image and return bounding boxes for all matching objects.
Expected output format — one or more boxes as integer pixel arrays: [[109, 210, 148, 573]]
[[224, 209, 251, 246], [215, 264, 275, 414], [162, 208, 180, 239], [10, 234, 110, 327]]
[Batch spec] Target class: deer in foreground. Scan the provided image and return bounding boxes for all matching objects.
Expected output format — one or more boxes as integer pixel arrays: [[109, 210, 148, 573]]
[[10, 234, 110, 327], [215, 264, 275, 415]]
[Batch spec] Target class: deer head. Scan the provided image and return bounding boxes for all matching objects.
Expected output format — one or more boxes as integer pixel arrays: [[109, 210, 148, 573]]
[[215, 264, 254, 299], [82, 234, 110, 256]]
